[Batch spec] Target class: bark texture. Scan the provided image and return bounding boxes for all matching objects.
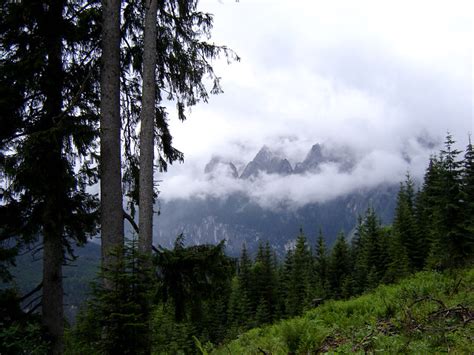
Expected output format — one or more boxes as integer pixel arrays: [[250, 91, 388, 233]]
[[100, 0, 124, 277], [138, 0, 158, 255]]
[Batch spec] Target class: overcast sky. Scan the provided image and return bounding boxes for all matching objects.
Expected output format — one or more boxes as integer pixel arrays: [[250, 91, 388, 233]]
[[159, 0, 473, 206]]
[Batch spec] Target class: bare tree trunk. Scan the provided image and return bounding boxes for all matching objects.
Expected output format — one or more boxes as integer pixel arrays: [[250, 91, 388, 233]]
[[100, 0, 124, 277], [139, 0, 158, 256], [42, 228, 64, 354], [42, 2, 66, 353]]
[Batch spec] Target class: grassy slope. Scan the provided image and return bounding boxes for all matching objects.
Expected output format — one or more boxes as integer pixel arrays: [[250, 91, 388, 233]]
[[213, 268, 474, 354]]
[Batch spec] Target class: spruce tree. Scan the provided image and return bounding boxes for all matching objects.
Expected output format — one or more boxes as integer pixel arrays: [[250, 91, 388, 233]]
[[120, 0, 239, 257], [328, 232, 351, 299], [1, 2, 100, 351], [427, 134, 465, 268], [351, 207, 387, 292], [414, 156, 443, 268], [236, 243, 254, 327], [313, 229, 329, 298], [363, 207, 386, 283], [74, 239, 155, 354], [284, 229, 312, 316], [351, 216, 367, 294], [385, 225, 410, 283], [155, 236, 233, 338], [390, 175, 417, 273], [460, 136, 474, 263], [253, 242, 278, 324], [278, 249, 294, 318], [255, 298, 272, 326], [227, 276, 245, 332]]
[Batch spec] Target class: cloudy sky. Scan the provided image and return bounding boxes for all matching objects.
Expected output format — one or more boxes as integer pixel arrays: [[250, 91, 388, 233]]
[[159, 0, 473, 206]]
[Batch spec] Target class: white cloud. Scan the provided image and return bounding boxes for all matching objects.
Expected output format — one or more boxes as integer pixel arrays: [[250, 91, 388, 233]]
[[159, 139, 435, 209], [158, 0, 473, 207]]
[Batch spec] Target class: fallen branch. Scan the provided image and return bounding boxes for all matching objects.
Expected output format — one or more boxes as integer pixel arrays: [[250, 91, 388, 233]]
[[352, 326, 376, 352]]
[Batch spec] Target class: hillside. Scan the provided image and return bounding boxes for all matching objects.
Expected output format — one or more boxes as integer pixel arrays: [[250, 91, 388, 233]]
[[211, 268, 474, 354]]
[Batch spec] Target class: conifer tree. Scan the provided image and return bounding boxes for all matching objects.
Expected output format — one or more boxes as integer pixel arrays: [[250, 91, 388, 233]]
[[427, 134, 465, 268], [156, 237, 232, 324], [328, 232, 351, 299], [391, 175, 418, 272], [460, 136, 474, 263], [1, 2, 100, 351], [253, 242, 278, 324], [414, 156, 443, 268], [120, 0, 239, 257], [204, 292, 229, 344], [313, 229, 329, 298], [255, 298, 272, 325], [277, 249, 293, 318], [74, 239, 155, 354], [235, 243, 254, 327], [363, 207, 386, 283], [284, 229, 312, 316], [227, 276, 245, 332], [351, 207, 387, 292], [351, 216, 367, 294], [385, 225, 410, 283]]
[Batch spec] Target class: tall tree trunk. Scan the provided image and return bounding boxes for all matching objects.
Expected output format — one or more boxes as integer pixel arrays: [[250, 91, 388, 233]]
[[42, 2, 66, 353], [100, 0, 124, 277], [139, 0, 158, 256], [42, 223, 64, 354]]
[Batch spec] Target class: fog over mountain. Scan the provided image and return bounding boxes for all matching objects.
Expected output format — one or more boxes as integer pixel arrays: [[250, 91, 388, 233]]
[[160, 137, 437, 209], [153, 140, 436, 254], [157, 1, 472, 208], [150, 0, 471, 253]]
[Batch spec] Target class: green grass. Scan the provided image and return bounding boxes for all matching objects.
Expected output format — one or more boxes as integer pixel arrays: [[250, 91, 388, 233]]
[[212, 268, 474, 354]]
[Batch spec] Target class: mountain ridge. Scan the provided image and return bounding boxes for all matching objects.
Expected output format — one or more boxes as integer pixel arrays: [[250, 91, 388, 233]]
[[205, 142, 357, 180]]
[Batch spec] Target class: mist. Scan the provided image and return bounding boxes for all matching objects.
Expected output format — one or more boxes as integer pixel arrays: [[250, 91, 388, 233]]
[[157, 0, 472, 209]]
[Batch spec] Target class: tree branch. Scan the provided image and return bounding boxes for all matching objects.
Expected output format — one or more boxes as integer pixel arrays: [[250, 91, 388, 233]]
[[123, 209, 139, 234], [20, 282, 43, 302]]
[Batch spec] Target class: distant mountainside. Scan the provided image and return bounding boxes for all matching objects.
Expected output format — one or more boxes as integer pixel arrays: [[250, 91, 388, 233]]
[[155, 143, 399, 256], [11, 241, 100, 322], [155, 186, 397, 257]]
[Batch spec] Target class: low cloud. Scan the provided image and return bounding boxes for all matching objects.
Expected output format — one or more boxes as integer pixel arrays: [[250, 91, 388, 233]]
[[159, 137, 440, 209], [157, 0, 472, 208]]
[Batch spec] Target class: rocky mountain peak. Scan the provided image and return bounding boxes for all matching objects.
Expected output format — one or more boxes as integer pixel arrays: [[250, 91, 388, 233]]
[[294, 143, 325, 173], [206, 142, 358, 180], [204, 157, 238, 178], [253, 145, 274, 164], [294, 143, 356, 173], [240, 146, 293, 179], [305, 143, 324, 164]]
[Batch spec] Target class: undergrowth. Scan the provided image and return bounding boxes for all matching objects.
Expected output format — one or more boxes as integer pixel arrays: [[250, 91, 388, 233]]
[[211, 267, 474, 354]]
